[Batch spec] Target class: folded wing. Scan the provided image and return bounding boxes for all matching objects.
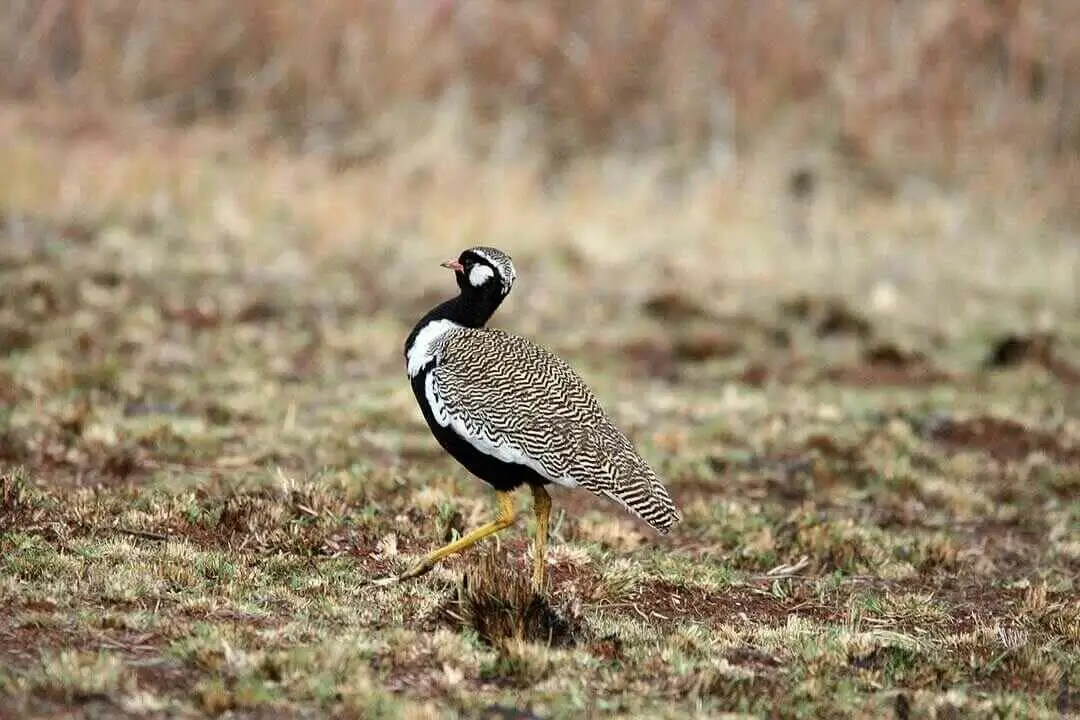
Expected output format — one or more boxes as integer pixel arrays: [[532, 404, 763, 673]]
[[426, 328, 681, 533]]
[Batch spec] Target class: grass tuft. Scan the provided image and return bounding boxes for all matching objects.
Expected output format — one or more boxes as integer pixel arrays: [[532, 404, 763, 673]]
[[26, 651, 133, 704], [447, 546, 583, 650]]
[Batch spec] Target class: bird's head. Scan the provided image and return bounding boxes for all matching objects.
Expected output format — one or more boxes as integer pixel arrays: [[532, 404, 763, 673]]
[[441, 246, 516, 301]]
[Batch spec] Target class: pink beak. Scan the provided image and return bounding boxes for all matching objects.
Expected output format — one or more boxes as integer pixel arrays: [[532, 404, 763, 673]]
[[440, 260, 464, 272]]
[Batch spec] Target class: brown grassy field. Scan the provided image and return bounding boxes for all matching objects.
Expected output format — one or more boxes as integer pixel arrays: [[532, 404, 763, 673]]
[[1, 104, 1078, 719], [2, 2, 1080, 718]]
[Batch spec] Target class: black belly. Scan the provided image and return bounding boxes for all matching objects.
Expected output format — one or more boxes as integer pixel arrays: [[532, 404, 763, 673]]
[[410, 372, 549, 492]]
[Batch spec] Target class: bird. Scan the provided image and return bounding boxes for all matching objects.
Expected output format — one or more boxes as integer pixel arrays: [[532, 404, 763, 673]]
[[396, 245, 681, 591]]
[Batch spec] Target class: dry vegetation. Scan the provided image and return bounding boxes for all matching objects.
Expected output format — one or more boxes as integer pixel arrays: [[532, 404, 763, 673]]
[[2, 1, 1080, 719], [4, 0, 1080, 215]]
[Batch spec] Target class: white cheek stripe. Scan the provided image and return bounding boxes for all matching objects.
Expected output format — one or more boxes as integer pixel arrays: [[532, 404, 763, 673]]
[[469, 264, 495, 287], [470, 248, 516, 292], [424, 371, 579, 489]]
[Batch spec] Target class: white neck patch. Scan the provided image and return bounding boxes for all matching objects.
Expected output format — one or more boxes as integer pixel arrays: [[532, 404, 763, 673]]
[[468, 263, 495, 287], [406, 319, 459, 377]]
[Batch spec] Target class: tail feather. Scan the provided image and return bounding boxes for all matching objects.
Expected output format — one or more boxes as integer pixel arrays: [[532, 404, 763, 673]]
[[601, 464, 681, 535], [560, 419, 682, 534]]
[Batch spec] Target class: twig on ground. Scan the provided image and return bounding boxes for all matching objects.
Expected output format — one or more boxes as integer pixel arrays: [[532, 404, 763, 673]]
[[111, 526, 171, 542]]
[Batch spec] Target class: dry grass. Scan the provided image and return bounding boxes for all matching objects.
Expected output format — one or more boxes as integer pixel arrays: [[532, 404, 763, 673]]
[[3, 0, 1080, 217], [0, 99, 1078, 718], [1, 4, 1080, 716]]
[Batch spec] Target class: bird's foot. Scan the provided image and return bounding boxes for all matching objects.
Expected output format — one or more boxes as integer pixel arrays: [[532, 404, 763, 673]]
[[396, 558, 435, 582], [530, 570, 547, 595], [367, 557, 435, 588]]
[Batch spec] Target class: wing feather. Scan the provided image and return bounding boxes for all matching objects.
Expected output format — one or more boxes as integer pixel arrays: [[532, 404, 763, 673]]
[[430, 328, 681, 533]]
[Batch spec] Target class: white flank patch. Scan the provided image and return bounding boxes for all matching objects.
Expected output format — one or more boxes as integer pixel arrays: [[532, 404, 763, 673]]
[[468, 263, 495, 287], [406, 319, 459, 377], [424, 371, 579, 489]]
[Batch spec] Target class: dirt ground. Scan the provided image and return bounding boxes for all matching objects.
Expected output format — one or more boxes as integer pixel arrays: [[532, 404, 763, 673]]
[[1, 107, 1079, 719]]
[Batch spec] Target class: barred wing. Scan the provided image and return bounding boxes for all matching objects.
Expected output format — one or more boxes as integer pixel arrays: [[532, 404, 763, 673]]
[[426, 329, 680, 533]]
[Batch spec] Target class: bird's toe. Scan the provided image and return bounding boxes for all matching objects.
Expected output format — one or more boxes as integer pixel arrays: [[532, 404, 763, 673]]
[[398, 559, 434, 581]]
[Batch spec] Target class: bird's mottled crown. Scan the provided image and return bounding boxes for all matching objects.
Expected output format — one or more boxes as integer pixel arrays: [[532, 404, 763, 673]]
[[464, 246, 516, 294]]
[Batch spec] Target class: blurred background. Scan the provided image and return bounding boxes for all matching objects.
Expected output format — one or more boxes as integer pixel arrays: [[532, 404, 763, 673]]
[[1, 0, 1078, 342]]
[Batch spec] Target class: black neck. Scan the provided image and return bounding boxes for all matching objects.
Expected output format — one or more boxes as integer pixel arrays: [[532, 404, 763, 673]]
[[436, 292, 503, 328], [404, 290, 505, 353]]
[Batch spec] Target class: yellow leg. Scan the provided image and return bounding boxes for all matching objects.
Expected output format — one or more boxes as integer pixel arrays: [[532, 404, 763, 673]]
[[530, 484, 552, 591], [398, 490, 517, 581]]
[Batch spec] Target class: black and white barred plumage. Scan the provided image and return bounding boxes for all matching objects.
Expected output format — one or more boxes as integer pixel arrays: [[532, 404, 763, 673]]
[[404, 246, 681, 534]]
